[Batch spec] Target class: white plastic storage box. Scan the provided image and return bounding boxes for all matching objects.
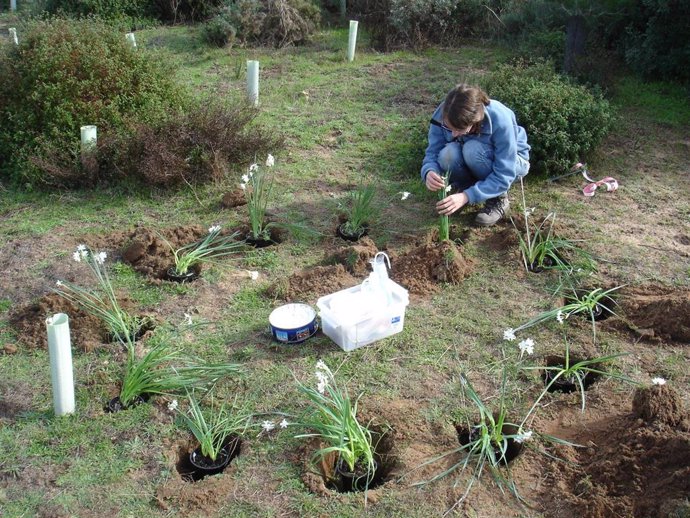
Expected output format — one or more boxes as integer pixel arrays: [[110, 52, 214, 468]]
[[316, 279, 409, 352]]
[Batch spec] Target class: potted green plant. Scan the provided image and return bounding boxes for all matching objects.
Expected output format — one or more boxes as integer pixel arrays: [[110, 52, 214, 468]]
[[55, 245, 153, 347], [176, 392, 250, 480], [294, 360, 378, 493], [337, 182, 378, 242], [109, 339, 243, 412], [160, 225, 244, 282], [241, 155, 277, 247]]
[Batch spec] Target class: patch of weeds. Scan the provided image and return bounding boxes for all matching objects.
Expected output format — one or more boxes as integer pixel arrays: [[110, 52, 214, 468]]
[[244, 249, 281, 270], [0, 299, 11, 312], [110, 262, 165, 307]]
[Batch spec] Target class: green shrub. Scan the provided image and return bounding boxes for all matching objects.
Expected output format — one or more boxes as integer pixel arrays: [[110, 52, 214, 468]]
[[350, 0, 502, 50], [0, 17, 186, 187], [620, 0, 690, 83], [201, 11, 238, 46], [40, 0, 158, 28], [485, 60, 614, 176], [203, 0, 319, 48]]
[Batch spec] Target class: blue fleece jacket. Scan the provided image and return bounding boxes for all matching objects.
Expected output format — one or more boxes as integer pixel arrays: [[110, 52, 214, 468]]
[[420, 100, 530, 204]]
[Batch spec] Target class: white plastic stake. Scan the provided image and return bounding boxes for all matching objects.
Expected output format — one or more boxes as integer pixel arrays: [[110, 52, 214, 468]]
[[347, 20, 358, 62], [246, 60, 259, 106], [80, 125, 97, 153], [9, 28, 18, 45], [46, 314, 75, 416], [125, 32, 137, 48], [339, 0, 346, 19], [10, 0, 16, 12]]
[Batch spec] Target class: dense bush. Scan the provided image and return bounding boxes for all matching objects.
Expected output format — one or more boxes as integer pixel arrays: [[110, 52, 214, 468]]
[[485, 61, 614, 176], [0, 18, 185, 186], [349, 0, 503, 50], [98, 103, 281, 187], [41, 0, 224, 23], [0, 17, 276, 189], [619, 0, 690, 83], [202, 0, 320, 48]]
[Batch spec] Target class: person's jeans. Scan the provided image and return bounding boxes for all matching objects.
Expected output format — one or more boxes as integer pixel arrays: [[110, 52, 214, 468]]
[[438, 141, 529, 194]]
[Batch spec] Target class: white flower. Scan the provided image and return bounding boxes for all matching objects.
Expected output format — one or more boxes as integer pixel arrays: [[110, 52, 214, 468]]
[[518, 338, 534, 356], [241, 174, 249, 183], [95, 252, 107, 264], [249, 163, 259, 172], [208, 225, 221, 234], [315, 360, 328, 371], [266, 154, 275, 167], [73, 246, 88, 262], [556, 310, 564, 324], [240, 183, 246, 190], [316, 370, 329, 394], [56, 280, 63, 287], [76, 244, 86, 252], [183, 313, 193, 325], [279, 418, 289, 429], [514, 430, 533, 443], [503, 328, 516, 341], [400, 191, 411, 201], [249, 270, 259, 280], [261, 420, 275, 432], [651, 377, 666, 386], [445, 184, 452, 192], [73, 251, 82, 262], [167, 399, 178, 412]]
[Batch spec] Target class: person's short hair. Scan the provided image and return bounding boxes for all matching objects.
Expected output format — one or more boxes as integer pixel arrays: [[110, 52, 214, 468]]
[[442, 84, 490, 132]]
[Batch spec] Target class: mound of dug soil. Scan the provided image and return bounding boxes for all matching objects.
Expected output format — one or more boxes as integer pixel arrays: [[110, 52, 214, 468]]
[[9, 293, 105, 351], [620, 285, 690, 343], [121, 225, 206, 280], [543, 390, 690, 518], [328, 236, 380, 276], [391, 240, 473, 295], [268, 264, 355, 302]]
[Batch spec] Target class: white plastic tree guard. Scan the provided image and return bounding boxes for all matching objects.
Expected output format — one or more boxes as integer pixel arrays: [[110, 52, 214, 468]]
[[46, 314, 75, 416], [9, 28, 18, 45], [10, 0, 16, 12], [126, 32, 137, 48], [80, 125, 97, 153], [247, 60, 259, 106], [347, 20, 358, 62]]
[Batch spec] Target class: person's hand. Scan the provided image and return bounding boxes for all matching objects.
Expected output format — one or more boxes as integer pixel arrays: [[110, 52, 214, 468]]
[[425, 171, 445, 191], [436, 192, 469, 216]]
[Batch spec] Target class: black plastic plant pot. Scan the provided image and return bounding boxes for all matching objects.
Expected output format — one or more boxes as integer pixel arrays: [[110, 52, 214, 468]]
[[541, 355, 602, 394], [245, 233, 273, 248], [188, 436, 241, 481], [333, 458, 380, 493], [456, 421, 523, 465], [106, 317, 156, 344], [105, 394, 149, 413], [165, 267, 200, 283], [336, 223, 368, 242], [528, 254, 566, 273], [591, 296, 616, 322]]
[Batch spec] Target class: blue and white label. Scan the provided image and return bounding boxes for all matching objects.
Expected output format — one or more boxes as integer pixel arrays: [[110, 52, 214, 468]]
[[391, 316, 401, 324], [275, 330, 289, 341]]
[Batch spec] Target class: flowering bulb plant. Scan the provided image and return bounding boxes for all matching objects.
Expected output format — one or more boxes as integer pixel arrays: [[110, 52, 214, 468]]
[[54, 245, 148, 347], [413, 373, 525, 506], [293, 361, 376, 490], [338, 182, 378, 238], [119, 338, 243, 409], [520, 340, 633, 417], [241, 154, 275, 241], [514, 179, 596, 274], [438, 172, 451, 242], [504, 285, 622, 342], [160, 225, 244, 277], [176, 392, 251, 462]]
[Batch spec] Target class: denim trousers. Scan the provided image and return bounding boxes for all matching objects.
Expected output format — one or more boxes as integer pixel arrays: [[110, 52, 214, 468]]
[[438, 141, 530, 194]]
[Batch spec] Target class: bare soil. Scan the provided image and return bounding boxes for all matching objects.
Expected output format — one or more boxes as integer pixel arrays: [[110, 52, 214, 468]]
[[619, 285, 690, 343]]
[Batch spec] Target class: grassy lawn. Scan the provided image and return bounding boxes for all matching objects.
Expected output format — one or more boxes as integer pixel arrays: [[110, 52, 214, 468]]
[[1, 21, 689, 518]]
